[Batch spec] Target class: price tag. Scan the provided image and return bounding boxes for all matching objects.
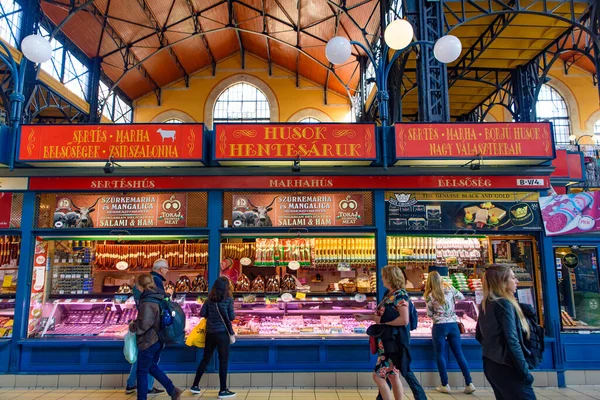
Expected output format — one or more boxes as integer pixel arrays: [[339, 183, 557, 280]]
[[84, 274, 89, 278], [7, 299, 14, 303], [65, 299, 72, 303], [77, 299, 85, 303], [295, 292, 306, 300], [324, 297, 331, 301], [475, 290, 484, 305], [354, 294, 367, 303], [1, 276, 12, 288], [311, 297, 318, 301], [337, 297, 344, 301], [90, 299, 98, 303]]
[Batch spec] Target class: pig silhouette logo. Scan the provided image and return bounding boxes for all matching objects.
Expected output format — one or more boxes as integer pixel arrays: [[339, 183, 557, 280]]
[[157, 128, 176, 142]]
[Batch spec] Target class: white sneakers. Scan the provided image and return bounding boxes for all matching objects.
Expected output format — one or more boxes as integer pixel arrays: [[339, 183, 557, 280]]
[[435, 384, 476, 395], [436, 385, 451, 394], [464, 383, 477, 394]]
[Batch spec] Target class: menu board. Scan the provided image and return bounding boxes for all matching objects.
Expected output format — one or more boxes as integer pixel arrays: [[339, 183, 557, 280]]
[[231, 193, 364, 227], [385, 191, 542, 231], [53, 193, 187, 228], [539, 192, 600, 236]]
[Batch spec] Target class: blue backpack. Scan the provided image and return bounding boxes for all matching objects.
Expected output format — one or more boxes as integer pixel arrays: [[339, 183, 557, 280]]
[[408, 299, 418, 331], [144, 297, 186, 345]]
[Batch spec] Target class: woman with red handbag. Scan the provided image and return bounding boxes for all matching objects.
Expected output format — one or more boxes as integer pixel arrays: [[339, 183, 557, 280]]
[[355, 266, 410, 400], [425, 271, 475, 395]]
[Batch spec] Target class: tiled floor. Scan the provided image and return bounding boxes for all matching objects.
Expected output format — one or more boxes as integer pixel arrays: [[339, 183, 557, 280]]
[[1, 387, 600, 400]]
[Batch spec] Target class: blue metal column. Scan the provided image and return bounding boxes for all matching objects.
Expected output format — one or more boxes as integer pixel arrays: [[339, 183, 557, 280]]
[[207, 190, 222, 288], [374, 190, 387, 301], [539, 234, 566, 387], [87, 57, 102, 123], [9, 191, 36, 372]]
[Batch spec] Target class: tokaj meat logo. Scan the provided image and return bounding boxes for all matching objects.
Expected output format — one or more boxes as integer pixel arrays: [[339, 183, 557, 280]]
[[159, 195, 183, 225], [337, 195, 361, 225]]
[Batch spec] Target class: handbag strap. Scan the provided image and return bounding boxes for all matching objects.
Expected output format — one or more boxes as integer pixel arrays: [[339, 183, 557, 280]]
[[215, 301, 233, 335]]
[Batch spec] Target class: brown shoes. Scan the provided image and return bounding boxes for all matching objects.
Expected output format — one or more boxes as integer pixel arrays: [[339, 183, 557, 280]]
[[171, 387, 183, 400]]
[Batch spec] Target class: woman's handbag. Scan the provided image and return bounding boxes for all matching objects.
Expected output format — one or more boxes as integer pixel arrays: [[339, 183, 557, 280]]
[[457, 321, 466, 335], [185, 318, 207, 348], [369, 336, 377, 354], [123, 331, 138, 364], [216, 302, 236, 344]]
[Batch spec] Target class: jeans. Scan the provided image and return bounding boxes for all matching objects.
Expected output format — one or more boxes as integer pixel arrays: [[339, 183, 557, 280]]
[[483, 357, 536, 400], [137, 341, 175, 400], [193, 331, 230, 391], [127, 360, 154, 390], [432, 322, 472, 387]]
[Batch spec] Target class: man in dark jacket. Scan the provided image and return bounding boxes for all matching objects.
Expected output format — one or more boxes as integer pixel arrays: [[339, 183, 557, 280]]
[[130, 281, 182, 400], [151, 259, 172, 295]]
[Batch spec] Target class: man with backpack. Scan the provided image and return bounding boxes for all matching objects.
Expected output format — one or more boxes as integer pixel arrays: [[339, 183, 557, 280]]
[[130, 274, 183, 400]]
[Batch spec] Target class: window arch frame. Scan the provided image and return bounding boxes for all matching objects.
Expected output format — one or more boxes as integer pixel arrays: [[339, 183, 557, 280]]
[[536, 83, 572, 145], [212, 82, 271, 124], [204, 74, 278, 128]]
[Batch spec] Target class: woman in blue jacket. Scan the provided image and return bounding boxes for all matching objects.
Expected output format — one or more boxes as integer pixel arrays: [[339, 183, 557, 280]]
[[476, 264, 536, 399]]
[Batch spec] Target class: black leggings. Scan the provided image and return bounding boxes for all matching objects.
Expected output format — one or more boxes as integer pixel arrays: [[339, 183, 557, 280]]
[[193, 331, 230, 391], [483, 357, 537, 400]]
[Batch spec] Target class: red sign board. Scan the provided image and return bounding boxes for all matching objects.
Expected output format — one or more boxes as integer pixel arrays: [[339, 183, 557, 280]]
[[0, 193, 12, 229], [214, 123, 376, 162], [18, 124, 204, 162], [232, 193, 364, 227], [395, 122, 554, 162], [53, 193, 187, 229], [550, 150, 584, 181], [29, 175, 551, 191]]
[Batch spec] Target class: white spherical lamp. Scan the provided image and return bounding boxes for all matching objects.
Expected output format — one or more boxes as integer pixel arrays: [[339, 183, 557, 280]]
[[384, 19, 414, 50], [325, 36, 351, 65], [21, 34, 52, 64], [433, 35, 462, 64]]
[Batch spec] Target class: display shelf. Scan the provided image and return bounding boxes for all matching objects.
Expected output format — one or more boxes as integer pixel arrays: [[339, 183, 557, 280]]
[[93, 269, 206, 274], [0, 294, 16, 299]]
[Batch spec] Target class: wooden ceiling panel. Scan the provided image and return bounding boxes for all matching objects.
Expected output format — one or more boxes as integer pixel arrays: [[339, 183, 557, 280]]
[[96, 0, 155, 44], [240, 33, 268, 60], [236, 2, 263, 33], [270, 40, 298, 72], [117, 69, 155, 99], [302, 13, 336, 43], [298, 54, 326, 86], [130, 35, 161, 63], [204, 31, 240, 59], [267, 17, 296, 43], [143, 51, 183, 86], [265, 0, 298, 28], [171, 37, 210, 72], [300, 0, 334, 28]]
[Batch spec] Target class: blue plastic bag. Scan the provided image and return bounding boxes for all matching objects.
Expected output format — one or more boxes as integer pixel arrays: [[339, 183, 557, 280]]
[[123, 331, 137, 364]]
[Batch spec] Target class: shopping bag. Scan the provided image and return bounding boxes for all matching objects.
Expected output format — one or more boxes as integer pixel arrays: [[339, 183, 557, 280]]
[[185, 318, 207, 348], [123, 331, 138, 364]]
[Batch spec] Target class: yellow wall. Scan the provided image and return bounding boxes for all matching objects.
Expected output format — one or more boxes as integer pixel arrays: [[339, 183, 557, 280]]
[[133, 53, 352, 125]]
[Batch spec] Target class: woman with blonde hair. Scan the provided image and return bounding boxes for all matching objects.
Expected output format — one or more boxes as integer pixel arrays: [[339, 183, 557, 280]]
[[424, 271, 475, 394], [476, 264, 536, 399], [355, 265, 410, 400]]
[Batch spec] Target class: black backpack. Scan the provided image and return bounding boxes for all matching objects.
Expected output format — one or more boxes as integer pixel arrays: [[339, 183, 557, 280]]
[[408, 299, 418, 331], [519, 303, 544, 369], [143, 296, 186, 345]]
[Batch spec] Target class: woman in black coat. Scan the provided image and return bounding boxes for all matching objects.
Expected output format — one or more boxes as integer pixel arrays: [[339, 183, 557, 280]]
[[476, 264, 536, 400]]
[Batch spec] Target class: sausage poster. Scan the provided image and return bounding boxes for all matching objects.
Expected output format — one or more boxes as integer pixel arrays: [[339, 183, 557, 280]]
[[53, 193, 187, 228], [231, 193, 365, 227], [539, 192, 600, 236]]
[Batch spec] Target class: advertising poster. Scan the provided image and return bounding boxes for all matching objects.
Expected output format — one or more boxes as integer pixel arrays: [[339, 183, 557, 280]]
[[231, 193, 364, 227], [385, 191, 542, 231], [28, 237, 47, 336], [0, 193, 12, 229], [53, 193, 187, 228], [539, 192, 600, 236]]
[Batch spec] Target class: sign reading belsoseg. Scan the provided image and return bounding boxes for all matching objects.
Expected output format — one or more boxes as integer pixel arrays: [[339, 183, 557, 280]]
[[231, 193, 365, 227], [53, 193, 187, 228]]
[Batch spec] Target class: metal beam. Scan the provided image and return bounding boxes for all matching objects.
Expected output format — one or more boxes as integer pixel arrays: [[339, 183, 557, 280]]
[[185, 0, 217, 75], [324, 1, 343, 104], [295, 0, 301, 88], [228, 0, 245, 68], [262, 0, 271, 75], [135, 0, 189, 86], [87, 57, 102, 122]]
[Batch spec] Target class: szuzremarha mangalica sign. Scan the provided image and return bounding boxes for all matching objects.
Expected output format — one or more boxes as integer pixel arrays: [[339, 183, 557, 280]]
[[214, 123, 376, 165], [17, 124, 204, 165]]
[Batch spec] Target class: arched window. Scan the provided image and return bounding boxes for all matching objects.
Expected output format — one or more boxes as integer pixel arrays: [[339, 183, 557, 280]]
[[299, 117, 320, 123], [536, 84, 571, 144], [164, 118, 183, 123], [594, 120, 600, 135], [213, 83, 270, 123]]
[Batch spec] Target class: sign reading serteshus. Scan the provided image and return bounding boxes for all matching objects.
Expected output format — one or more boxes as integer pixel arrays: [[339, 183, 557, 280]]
[[385, 192, 542, 231], [53, 193, 188, 229], [231, 193, 365, 227]]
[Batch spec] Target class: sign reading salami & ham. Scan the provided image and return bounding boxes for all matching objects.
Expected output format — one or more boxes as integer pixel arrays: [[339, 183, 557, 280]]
[[395, 122, 555, 164], [539, 192, 600, 236], [53, 193, 188, 229], [18, 124, 204, 163], [214, 123, 376, 164], [231, 193, 364, 227]]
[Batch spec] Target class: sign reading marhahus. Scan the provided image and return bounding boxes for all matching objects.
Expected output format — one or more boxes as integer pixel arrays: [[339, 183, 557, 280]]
[[214, 123, 376, 165], [394, 122, 554, 165], [18, 124, 204, 165]]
